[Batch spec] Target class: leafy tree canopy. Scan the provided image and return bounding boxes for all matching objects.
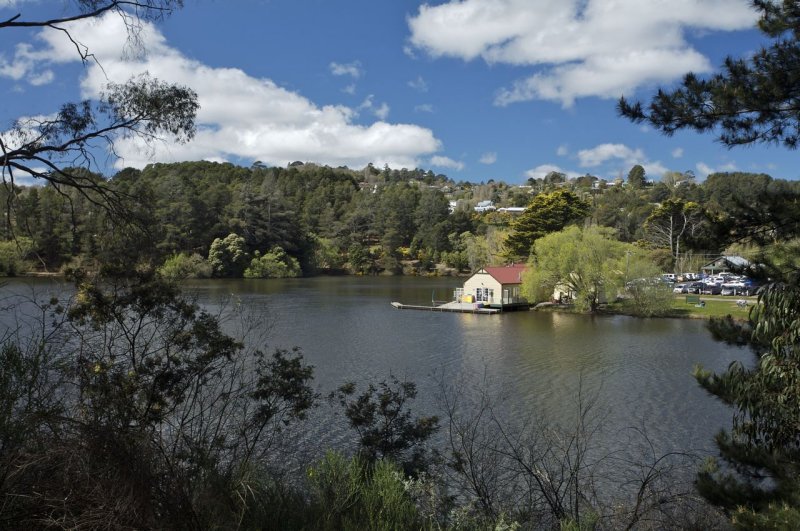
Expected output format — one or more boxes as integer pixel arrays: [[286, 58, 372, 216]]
[[522, 225, 629, 312], [504, 189, 591, 259]]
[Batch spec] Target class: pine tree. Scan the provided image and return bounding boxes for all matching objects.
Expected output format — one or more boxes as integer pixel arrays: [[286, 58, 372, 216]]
[[618, 1, 800, 149], [504, 189, 591, 259]]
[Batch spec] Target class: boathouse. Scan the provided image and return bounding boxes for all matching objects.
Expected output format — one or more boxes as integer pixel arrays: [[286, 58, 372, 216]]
[[456, 264, 529, 309]]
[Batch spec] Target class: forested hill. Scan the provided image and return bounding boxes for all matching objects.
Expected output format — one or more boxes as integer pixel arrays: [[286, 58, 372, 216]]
[[2, 161, 486, 276], [2, 161, 799, 278]]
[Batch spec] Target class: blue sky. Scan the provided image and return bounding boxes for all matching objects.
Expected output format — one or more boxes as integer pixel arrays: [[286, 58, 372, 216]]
[[1, 0, 796, 184]]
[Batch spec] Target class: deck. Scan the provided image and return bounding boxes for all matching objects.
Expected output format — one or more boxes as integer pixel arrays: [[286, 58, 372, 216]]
[[391, 301, 501, 314]]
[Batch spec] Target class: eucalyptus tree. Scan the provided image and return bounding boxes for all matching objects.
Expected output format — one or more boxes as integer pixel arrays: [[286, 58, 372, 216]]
[[0, 1, 197, 219]]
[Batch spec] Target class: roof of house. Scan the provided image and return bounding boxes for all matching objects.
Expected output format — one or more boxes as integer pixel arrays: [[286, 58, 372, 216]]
[[702, 255, 751, 269], [482, 264, 527, 285]]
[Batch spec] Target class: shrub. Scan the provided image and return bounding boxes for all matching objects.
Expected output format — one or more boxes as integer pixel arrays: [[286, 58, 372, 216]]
[[0, 238, 31, 276], [307, 451, 424, 530], [208, 233, 249, 277], [244, 247, 301, 279], [158, 252, 212, 280]]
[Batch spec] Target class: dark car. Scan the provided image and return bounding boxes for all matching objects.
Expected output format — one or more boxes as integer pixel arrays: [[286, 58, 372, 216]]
[[701, 283, 722, 295], [686, 282, 704, 294]]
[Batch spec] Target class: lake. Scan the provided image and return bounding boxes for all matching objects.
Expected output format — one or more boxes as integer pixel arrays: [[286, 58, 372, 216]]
[[2, 276, 749, 461], [184, 275, 748, 457]]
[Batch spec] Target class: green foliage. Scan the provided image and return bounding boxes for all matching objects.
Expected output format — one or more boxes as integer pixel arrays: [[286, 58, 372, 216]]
[[643, 198, 707, 270], [627, 164, 647, 188], [0, 270, 318, 528], [620, 252, 674, 316], [522, 225, 628, 312], [244, 247, 302, 279], [330, 376, 439, 476], [208, 232, 249, 277], [593, 185, 652, 242], [694, 280, 800, 520], [732, 501, 800, 530], [307, 451, 425, 531], [504, 189, 591, 259], [158, 252, 212, 280], [0, 238, 31, 276], [347, 242, 374, 274]]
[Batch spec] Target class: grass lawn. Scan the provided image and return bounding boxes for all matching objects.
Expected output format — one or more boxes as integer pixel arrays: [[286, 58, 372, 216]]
[[602, 295, 757, 320], [668, 295, 756, 319]]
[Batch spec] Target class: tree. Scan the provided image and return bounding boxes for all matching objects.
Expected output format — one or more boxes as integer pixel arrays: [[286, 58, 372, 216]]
[[643, 198, 706, 271], [1, 2, 197, 218], [522, 225, 628, 312], [593, 185, 653, 242], [617, 1, 800, 523], [621, 253, 675, 317], [330, 376, 439, 476], [627, 164, 647, 188], [504, 189, 590, 259], [694, 280, 800, 524], [208, 233, 249, 277], [244, 246, 302, 278], [0, 271, 317, 528], [618, 1, 800, 149]]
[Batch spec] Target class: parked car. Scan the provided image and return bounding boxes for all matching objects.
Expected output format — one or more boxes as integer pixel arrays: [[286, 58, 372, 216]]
[[673, 283, 688, 293], [701, 283, 722, 295], [686, 282, 705, 294]]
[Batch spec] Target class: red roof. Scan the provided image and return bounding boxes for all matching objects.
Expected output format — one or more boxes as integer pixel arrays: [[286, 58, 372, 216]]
[[483, 264, 527, 285]]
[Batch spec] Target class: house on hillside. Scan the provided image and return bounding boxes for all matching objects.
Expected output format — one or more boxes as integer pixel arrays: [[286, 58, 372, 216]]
[[455, 264, 529, 309], [474, 200, 496, 212], [701, 255, 751, 275]]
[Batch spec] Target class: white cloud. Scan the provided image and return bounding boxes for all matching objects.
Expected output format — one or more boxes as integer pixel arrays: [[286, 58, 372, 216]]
[[494, 47, 710, 107], [524, 164, 579, 180], [408, 0, 757, 105], [575, 142, 670, 178], [0, 43, 56, 86], [556, 144, 568, 156], [374, 102, 390, 120], [479, 151, 497, 164], [358, 95, 390, 120], [9, 15, 441, 170], [414, 104, 434, 113], [431, 155, 464, 171], [342, 83, 356, 95], [577, 143, 644, 168], [408, 75, 428, 92], [671, 147, 684, 158], [642, 161, 669, 178], [696, 161, 738, 177], [329, 61, 362, 78]]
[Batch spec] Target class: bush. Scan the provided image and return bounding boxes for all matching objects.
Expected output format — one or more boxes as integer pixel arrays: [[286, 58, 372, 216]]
[[0, 238, 31, 276], [623, 279, 674, 316], [307, 451, 424, 530], [0, 272, 317, 529], [208, 233, 249, 277], [158, 252, 212, 280], [244, 247, 301, 279]]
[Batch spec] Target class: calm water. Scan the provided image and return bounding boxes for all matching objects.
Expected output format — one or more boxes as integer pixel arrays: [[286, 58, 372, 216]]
[[185, 276, 748, 457], [2, 276, 749, 459]]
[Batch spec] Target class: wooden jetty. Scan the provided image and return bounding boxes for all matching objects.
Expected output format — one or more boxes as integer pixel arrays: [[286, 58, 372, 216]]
[[391, 301, 500, 314]]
